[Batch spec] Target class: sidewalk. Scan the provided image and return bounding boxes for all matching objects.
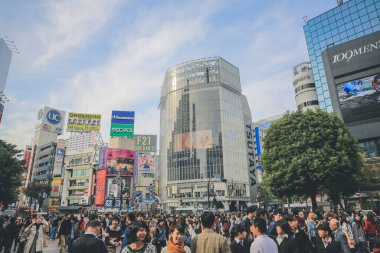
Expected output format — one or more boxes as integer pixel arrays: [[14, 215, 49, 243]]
[[45, 239, 60, 253]]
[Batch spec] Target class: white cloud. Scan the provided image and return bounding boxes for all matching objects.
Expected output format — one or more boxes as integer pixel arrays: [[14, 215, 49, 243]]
[[34, 0, 122, 67]]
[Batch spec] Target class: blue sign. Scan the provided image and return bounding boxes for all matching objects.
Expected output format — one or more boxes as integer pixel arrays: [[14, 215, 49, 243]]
[[57, 148, 65, 156], [46, 110, 62, 125], [105, 199, 113, 208], [111, 111, 135, 125]]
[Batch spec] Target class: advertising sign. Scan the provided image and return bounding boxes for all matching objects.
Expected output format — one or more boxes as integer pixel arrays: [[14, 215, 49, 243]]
[[173, 130, 212, 152], [110, 111, 135, 137], [138, 154, 155, 174], [105, 148, 135, 176], [50, 178, 62, 198], [95, 170, 106, 206], [134, 135, 157, 152], [105, 177, 130, 199], [40, 106, 65, 134], [67, 112, 101, 132], [337, 73, 380, 123]]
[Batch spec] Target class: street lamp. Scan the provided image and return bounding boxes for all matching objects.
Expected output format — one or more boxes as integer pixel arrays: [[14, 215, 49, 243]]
[[207, 176, 227, 210]]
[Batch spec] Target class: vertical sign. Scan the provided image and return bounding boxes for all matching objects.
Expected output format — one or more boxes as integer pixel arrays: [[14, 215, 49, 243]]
[[95, 170, 106, 205]]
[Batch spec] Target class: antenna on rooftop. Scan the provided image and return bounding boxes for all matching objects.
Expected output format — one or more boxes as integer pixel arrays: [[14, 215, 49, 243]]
[[303, 16, 308, 24]]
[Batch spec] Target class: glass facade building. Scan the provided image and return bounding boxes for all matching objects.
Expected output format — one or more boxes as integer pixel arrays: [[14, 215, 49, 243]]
[[159, 57, 252, 211], [303, 0, 380, 111]]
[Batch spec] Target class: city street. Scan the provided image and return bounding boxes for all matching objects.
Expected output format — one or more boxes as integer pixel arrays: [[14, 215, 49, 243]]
[[45, 240, 60, 253]]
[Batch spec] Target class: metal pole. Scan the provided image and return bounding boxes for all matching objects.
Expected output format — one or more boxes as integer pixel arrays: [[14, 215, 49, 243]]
[[119, 171, 122, 213], [207, 178, 210, 210]]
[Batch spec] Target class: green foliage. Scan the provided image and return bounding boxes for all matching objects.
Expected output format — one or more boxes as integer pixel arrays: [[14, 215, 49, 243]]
[[261, 109, 363, 209], [256, 180, 274, 209], [0, 139, 25, 206], [24, 183, 51, 199]]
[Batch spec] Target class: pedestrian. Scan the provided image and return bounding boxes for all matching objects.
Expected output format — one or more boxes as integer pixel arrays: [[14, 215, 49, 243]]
[[50, 216, 59, 241], [243, 206, 256, 235], [249, 217, 278, 253], [229, 224, 250, 253], [315, 222, 341, 253], [329, 218, 351, 253], [161, 224, 191, 253], [152, 219, 167, 253], [67, 216, 80, 253], [351, 212, 368, 253], [57, 214, 72, 253], [284, 214, 312, 253], [274, 219, 298, 253], [23, 216, 47, 253], [268, 209, 283, 238], [71, 220, 108, 253], [120, 213, 137, 252], [120, 221, 156, 253], [340, 213, 355, 251], [364, 211, 378, 252], [307, 212, 318, 247], [191, 211, 231, 253], [105, 217, 123, 253]]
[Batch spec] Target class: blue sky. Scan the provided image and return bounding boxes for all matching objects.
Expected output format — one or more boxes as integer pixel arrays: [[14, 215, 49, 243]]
[[0, 0, 337, 148]]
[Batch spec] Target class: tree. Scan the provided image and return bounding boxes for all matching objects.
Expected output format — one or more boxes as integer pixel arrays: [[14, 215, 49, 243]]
[[261, 109, 363, 210], [24, 182, 51, 209], [0, 139, 25, 207]]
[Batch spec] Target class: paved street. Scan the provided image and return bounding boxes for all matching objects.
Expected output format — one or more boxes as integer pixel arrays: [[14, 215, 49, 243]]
[[45, 239, 60, 253]]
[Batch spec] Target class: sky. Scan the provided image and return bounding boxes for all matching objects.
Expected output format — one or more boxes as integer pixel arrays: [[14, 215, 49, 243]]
[[0, 0, 337, 149]]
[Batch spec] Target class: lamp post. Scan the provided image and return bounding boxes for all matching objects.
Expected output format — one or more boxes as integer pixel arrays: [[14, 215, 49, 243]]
[[207, 176, 227, 210]]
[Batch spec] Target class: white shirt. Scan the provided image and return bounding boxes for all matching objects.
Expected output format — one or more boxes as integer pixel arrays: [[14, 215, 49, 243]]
[[250, 235, 278, 253]]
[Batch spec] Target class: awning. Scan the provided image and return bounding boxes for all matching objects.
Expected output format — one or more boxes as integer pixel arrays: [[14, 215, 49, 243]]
[[58, 206, 83, 213]]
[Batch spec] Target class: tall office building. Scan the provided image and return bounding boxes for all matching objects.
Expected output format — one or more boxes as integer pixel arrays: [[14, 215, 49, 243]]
[[0, 38, 12, 123], [159, 57, 254, 211], [293, 62, 320, 111], [303, 0, 380, 112]]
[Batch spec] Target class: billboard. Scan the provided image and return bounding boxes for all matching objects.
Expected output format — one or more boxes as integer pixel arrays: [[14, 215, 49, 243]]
[[39, 106, 65, 134], [337, 73, 380, 123], [105, 177, 131, 199], [173, 130, 212, 152], [110, 111, 135, 137], [95, 169, 106, 206], [105, 148, 135, 176], [67, 112, 101, 132], [50, 178, 62, 198], [138, 154, 155, 174], [134, 135, 157, 152]]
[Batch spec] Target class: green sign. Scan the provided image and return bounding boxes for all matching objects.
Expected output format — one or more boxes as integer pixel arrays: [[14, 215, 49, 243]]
[[110, 123, 134, 137]]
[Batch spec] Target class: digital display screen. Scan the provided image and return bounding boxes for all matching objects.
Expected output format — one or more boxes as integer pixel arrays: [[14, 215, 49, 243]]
[[337, 73, 380, 123]]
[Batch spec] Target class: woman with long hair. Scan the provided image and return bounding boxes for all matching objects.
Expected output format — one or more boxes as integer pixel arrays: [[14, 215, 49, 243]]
[[340, 213, 355, 252], [121, 222, 156, 253], [351, 213, 368, 253], [364, 211, 378, 252], [161, 224, 190, 253]]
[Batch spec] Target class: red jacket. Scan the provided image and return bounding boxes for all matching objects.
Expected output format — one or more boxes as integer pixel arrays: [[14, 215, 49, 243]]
[[364, 220, 377, 236]]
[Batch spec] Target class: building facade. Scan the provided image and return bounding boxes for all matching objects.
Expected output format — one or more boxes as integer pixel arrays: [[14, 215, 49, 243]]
[[293, 62, 320, 111], [0, 38, 12, 123], [159, 57, 253, 211], [322, 30, 380, 158], [303, 0, 380, 112]]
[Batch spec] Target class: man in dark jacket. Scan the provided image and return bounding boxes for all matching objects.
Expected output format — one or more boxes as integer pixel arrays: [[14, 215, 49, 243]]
[[58, 214, 72, 253], [315, 222, 342, 253], [72, 220, 107, 253], [285, 214, 312, 253]]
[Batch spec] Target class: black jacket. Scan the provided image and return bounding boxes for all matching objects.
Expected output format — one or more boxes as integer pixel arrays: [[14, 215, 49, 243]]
[[72, 234, 108, 253], [276, 235, 298, 253], [293, 230, 312, 253], [229, 239, 250, 253], [315, 237, 342, 253]]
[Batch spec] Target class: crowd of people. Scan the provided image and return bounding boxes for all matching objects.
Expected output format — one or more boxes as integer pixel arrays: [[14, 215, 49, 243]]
[[0, 207, 379, 253]]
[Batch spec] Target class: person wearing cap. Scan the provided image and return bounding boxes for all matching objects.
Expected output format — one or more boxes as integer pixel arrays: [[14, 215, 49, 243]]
[[315, 222, 341, 253], [284, 214, 312, 253], [72, 220, 108, 253], [274, 219, 297, 253], [249, 217, 278, 253], [268, 209, 283, 239], [191, 211, 231, 253]]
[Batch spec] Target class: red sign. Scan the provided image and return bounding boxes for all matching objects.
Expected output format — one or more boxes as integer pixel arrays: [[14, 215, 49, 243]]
[[95, 170, 106, 206], [106, 148, 135, 177]]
